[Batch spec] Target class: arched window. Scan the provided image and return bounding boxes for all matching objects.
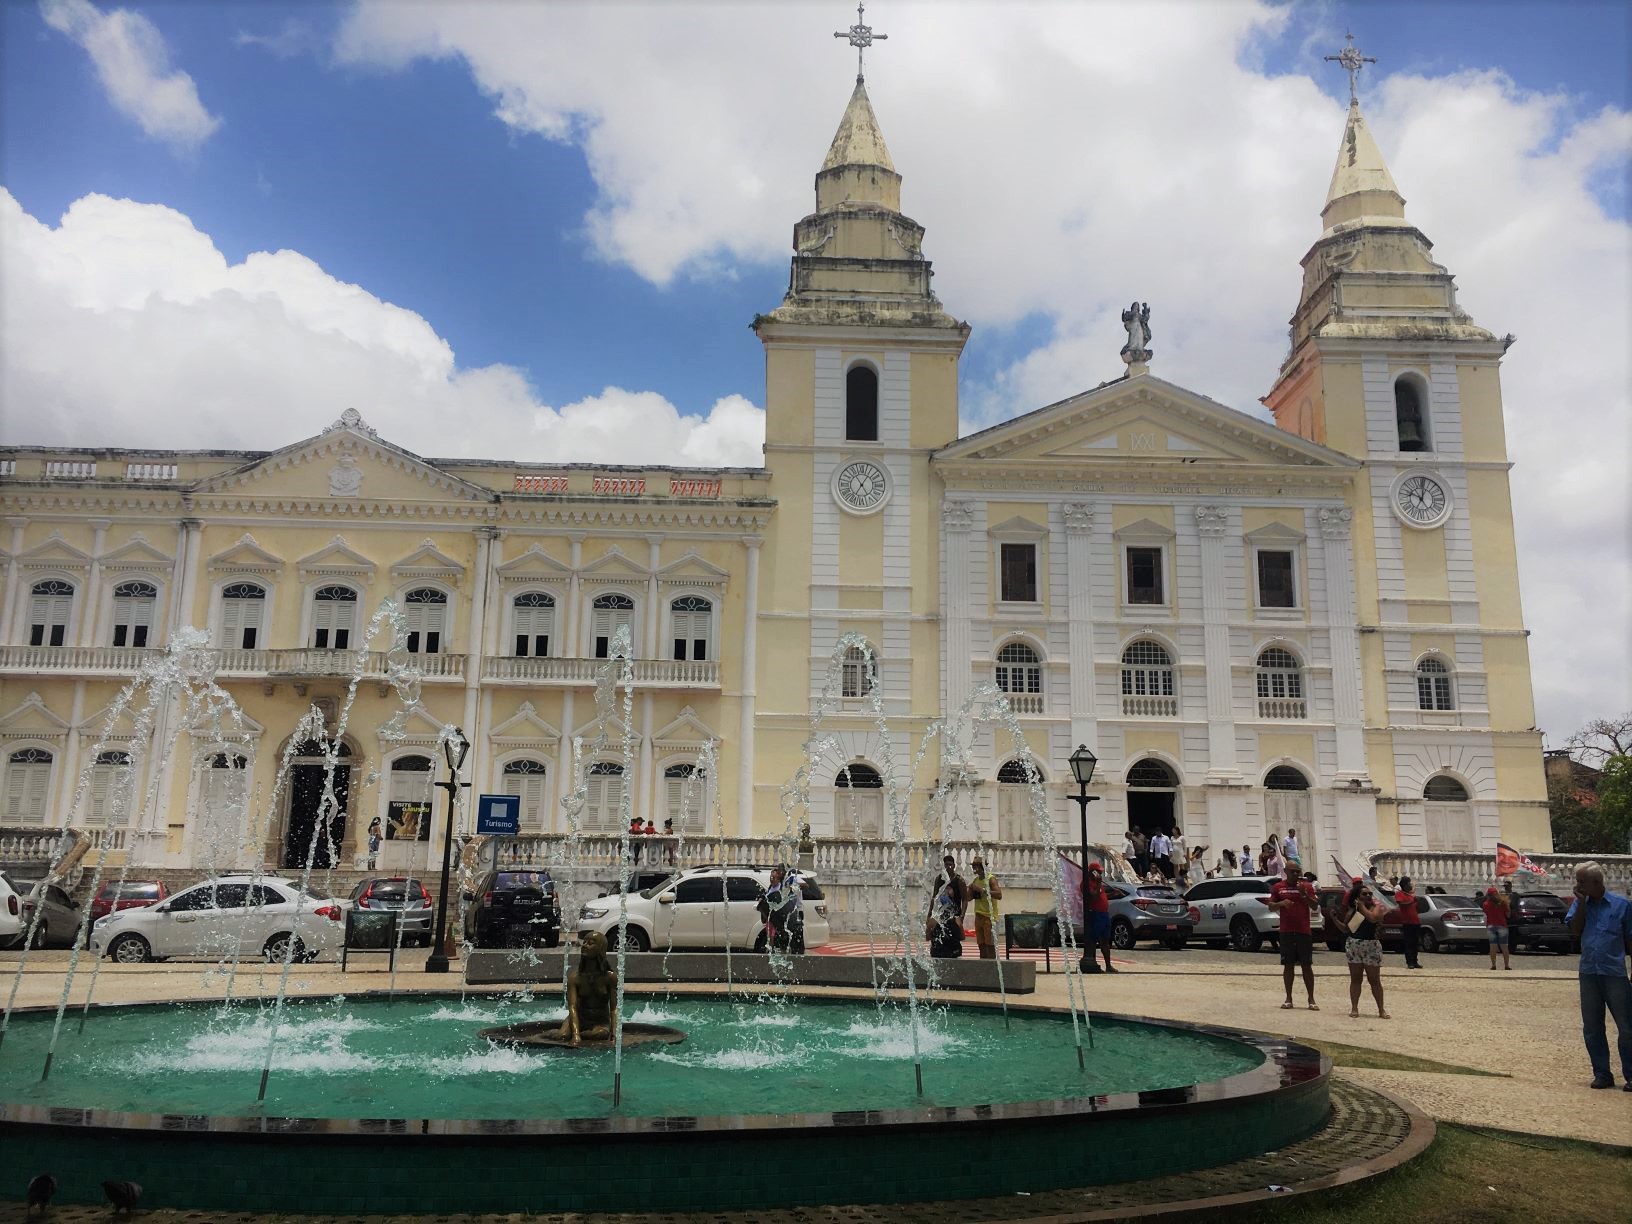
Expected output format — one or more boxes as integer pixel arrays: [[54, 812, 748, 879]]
[[670, 595, 713, 662], [512, 591, 555, 658], [996, 758, 1043, 842], [834, 762, 883, 838], [1416, 656, 1455, 711], [1256, 647, 1305, 718], [502, 758, 549, 832], [841, 644, 877, 698], [995, 642, 1042, 694], [997, 759, 1042, 785], [1264, 765, 1310, 791], [402, 588, 447, 655], [591, 593, 636, 659], [584, 760, 626, 831], [845, 364, 879, 442], [221, 582, 266, 650], [663, 763, 707, 833], [86, 750, 134, 827], [1121, 641, 1176, 716], [28, 580, 74, 647], [387, 755, 434, 843], [311, 585, 358, 650], [1394, 377, 1429, 452], [2, 748, 53, 824], [1126, 758, 1178, 789], [1424, 775, 1469, 802], [111, 581, 158, 648], [1423, 773, 1473, 850]]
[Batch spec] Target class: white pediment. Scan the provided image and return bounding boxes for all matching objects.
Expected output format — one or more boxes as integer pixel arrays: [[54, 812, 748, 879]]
[[570, 713, 633, 745], [391, 539, 467, 583], [1112, 517, 1176, 543], [987, 515, 1048, 538], [296, 536, 376, 581], [0, 692, 71, 739], [207, 534, 284, 574], [581, 546, 649, 583], [491, 701, 562, 746], [657, 551, 730, 587], [1245, 521, 1308, 545], [386, 704, 457, 750], [100, 534, 175, 572], [653, 706, 717, 752], [496, 545, 572, 584], [18, 533, 92, 571], [184, 707, 265, 747]]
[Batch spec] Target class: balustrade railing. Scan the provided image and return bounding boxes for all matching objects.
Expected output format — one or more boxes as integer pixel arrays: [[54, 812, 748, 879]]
[[0, 459, 15, 477], [124, 462, 177, 481], [1366, 849, 1632, 895], [482, 656, 720, 686], [592, 476, 646, 495], [1257, 697, 1307, 720], [44, 460, 97, 479], [0, 645, 157, 673], [1122, 694, 1178, 717], [1003, 693, 1046, 716], [669, 478, 722, 497], [513, 474, 570, 494], [0, 645, 468, 681]]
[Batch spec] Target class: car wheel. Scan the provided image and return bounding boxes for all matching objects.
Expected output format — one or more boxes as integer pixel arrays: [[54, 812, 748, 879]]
[[108, 933, 151, 964], [753, 930, 769, 953], [608, 926, 650, 953], [1109, 918, 1136, 950], [263, 933, 307, 963], [543, 930, 561, 950], [1229, 916, 1263, 953], [1161, 934, 1187, 951], [25, 923, 47, 951], [1418, 930, 1439, 955]]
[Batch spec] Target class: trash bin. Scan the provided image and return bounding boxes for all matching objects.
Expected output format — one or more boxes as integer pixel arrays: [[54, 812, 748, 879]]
[[1004, 912, 1060, 971]]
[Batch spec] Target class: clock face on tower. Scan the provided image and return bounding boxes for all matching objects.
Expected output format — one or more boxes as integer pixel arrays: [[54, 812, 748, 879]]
[[1391, 472, 1452, 529], [833, 459, 891, 515]]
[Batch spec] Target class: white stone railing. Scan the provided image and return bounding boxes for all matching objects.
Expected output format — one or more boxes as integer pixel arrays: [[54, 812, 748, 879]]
[[1004, 692, 1045, 716], [0, 646, 468, 681], [83, 826, 129, 851], [0, 645, 158, 674], [0, 826, 89, 889], [1122, 694, 1177, 718], [0, 459, 15, 477], [482, 656, 720, 687], [124, 462, 178, 480], [514, 474, 570, 493], [1258, 697, 1307, 720], [44, 460, 97, 479], [1366, 850, 1632, 895]]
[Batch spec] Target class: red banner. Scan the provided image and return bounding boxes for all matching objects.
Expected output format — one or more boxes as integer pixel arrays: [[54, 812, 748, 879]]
[[1495, 842, 1546, 878]]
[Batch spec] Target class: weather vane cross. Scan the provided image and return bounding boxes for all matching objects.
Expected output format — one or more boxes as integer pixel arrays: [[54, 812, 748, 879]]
[[1324, 31, 1376, 104], [835, 2, 888, 81]]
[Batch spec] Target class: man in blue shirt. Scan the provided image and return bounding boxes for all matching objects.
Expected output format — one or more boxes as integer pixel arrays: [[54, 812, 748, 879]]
[[1564, 861, 1632, 1091]]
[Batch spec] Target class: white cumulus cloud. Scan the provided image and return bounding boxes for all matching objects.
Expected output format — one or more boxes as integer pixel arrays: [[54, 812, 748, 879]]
[[0, 189, 765, 467], [40, 0, 221, 152]]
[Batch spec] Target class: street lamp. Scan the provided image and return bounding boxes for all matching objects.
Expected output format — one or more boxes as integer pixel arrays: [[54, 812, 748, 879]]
[[1068, 744, 1100, 973], [424, 727, 470, 973]]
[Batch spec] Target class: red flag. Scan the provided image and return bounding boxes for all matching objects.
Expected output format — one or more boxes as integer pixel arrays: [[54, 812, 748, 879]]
[[1058, 851, 1084, 928], [1495, 842, 1546, 878], [1330, 855, 1355, 887]]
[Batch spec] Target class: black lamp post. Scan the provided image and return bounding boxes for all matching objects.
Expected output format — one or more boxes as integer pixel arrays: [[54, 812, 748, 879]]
[[424, 727, 470, 973], [1068, 744, 1100, 973]]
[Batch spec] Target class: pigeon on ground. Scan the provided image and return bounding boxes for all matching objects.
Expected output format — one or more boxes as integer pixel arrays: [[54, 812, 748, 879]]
[[101, 1180, 142, 1214], [25, 1172, 56, 1215]]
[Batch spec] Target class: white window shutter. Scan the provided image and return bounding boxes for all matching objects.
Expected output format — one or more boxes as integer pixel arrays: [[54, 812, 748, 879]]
[[5, 760, 51, 824]]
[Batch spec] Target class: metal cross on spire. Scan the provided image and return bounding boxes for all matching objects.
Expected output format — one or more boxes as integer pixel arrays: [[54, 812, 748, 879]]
[[835, 2, 888, 81], [1324, 30, 1376, 104]]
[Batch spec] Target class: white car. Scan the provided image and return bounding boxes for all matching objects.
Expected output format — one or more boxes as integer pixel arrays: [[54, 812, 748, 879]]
[[90, 875, 346, 964], [577, 866, 830, 953], [0, 874, 22, 947]]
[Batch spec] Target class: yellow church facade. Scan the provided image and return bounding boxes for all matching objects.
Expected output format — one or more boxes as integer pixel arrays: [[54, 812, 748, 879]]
[[0, 73, 1549, 875]]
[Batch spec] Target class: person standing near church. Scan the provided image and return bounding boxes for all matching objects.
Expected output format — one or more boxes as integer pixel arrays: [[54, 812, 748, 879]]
[[1083, 863, 1116, 974], [1282, 827, 1300, 864], [1269, 859, 1319, 1011], [1566, 862, 1632, 1091], [1129, 828, 1148, 878], [1394, 876, 1423, 968], [968, 856, 1003, 960], [1148, 828, 1172, 881], [1168, 827, 1187, 884]]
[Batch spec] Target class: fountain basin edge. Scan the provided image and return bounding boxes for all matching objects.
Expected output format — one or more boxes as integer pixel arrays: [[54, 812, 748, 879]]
[[0, 993, 1330, 1214]]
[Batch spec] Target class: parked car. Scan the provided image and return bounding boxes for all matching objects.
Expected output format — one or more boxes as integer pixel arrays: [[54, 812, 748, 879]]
[[1104, 883, 1191, 950], [577, 866, 832, 953], [90, 875, 345, 964], [87, 880, 168, 924], [1509, 891, 1574, 954], [0, 874, 24, 948], [1184, 876, 1283, 952], [596, 870, 680, 898], [11, 878, 82, 949], [1317, 889, 1488, 953], [462, 867, 562, 949], [348, 876, 434, 946]]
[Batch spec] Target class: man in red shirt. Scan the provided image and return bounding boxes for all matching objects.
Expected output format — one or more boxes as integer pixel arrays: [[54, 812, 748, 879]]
[[1394, 876, 1423, 969], [1083, 863, 1116, 974], [1269, 859, 1319, 1010]]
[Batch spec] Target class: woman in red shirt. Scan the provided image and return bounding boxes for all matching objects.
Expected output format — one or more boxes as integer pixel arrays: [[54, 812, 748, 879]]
[[1481, 887, 1511, 970]]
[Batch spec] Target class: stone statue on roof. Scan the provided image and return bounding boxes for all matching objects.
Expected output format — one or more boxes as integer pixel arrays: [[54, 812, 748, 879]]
[[1120, 301, 1152, 366]]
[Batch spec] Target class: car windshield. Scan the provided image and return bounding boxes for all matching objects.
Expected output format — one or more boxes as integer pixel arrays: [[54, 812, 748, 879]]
[[1521, 895, 1564, 909], [496, 872, 552, 892], [1434, 896, 1478, 909], [299, 885, 332, 901], [102, 883, 162, 900], [640, 875, 679, 898], [365, 881, 427, 902], [1137, 887, 1179, 899]]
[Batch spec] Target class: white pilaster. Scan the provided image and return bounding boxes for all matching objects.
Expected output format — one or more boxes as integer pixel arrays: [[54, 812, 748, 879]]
[[645, 535, 663, 659], [79, 519, 110, 646], [565, 534, 584, 655], [1319, 507, 1368, 779], [0, 517, 26, 643], [1062, 502, 1098, 750], [737, 536, 762, 836], [941, 501, 975, 718], [1194, 505, 1240, 781]]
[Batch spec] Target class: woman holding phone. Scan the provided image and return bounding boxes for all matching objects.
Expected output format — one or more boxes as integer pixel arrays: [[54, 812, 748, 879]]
[[1342, 879, 1391, 1019]]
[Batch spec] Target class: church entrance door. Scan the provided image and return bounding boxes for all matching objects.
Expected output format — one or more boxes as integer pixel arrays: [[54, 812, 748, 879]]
[[282, 741, 352, 869]]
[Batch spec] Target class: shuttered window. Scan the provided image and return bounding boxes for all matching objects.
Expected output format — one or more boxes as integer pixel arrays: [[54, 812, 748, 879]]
[[221, 583, 266, 649], [312, 585, 358, 649], [2, 748, 53, 824], [591, 594, 635, 659], [403, 588, 446, 654], [86, 750, 134, 826], [584, 761, 625, 831], [664, 763, 706, 833], [512, 592, 554, 657], [28, 580, 74, 647], [841, 644, 877, 697], [502, 759, 548, 832], [670, 596, 712, 662], [834, 763, 883, 838], [111, 581, 158, 648]]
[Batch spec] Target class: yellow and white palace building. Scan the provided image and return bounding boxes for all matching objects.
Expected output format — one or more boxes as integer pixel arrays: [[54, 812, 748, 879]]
[[0, 71, 1550, 876]]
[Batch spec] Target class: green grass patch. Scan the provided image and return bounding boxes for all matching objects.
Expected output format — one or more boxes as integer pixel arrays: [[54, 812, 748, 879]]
[[1252, 1124, 1632, 1222], [1304, 1038, 1507, 1077]]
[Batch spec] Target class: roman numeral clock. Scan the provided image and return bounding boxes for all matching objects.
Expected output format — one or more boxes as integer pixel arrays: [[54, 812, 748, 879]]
[[832, 458, 892, 515], [1390, 471, 1452, 529]]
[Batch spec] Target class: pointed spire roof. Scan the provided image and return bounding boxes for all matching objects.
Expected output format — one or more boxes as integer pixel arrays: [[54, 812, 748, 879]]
[[822, 77, 894, 172], [1320, 99, 1407, 237]]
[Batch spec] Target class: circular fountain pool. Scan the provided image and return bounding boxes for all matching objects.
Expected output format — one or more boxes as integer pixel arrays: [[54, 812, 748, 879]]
[[0, 993, 1329, 1213]]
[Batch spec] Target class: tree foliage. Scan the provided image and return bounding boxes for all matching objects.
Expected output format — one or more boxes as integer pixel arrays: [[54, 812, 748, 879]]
[[1550, 712, 1632, 853]]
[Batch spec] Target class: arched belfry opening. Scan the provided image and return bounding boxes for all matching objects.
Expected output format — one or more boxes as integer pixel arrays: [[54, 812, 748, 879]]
[[846, 365, 879, 441]]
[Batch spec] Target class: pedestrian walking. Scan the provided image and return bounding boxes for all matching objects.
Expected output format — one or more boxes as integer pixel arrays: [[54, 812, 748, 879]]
[[1129, 828, 1149, 878], [927, 854, 966, 959], [1564, 862, 1631, 1090], [1167, 827, 1187, 884], [968, 856, 1003, 959], [1263, 841, 1285, 878], [1216, 848, 1238, 878], [1339, 878, 1390, 1019], [1394, 877, 1423, 968], [1282, 827, 1300, 863], [1083, 862, 1116, 974], [759, 866, 805, 953], [1148, 829, 1172, 881], [1482, 886, 1512, 970], [366, 818, 382, 870], [1269, 859, 1319, 1010]]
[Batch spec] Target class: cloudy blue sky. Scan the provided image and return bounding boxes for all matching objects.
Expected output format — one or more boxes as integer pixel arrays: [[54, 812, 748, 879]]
[[2, 0, 1628, 738]]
